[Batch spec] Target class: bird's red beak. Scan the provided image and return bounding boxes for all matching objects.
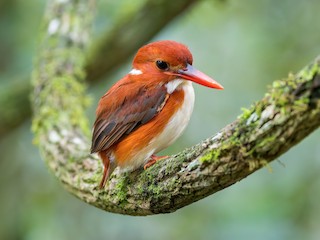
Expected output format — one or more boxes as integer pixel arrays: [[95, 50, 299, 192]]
[[173, 64, 223, 90]]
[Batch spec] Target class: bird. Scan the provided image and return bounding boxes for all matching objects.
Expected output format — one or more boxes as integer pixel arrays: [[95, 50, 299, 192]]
[[91, 40, 223, 188]]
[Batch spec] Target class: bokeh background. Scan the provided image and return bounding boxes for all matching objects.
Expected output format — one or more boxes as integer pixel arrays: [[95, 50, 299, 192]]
[[1, 0, 320, 239]]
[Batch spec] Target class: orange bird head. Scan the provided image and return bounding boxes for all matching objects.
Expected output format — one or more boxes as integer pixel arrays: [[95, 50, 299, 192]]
[[130, 40, 224, 89], [91, 40, 223, 188]]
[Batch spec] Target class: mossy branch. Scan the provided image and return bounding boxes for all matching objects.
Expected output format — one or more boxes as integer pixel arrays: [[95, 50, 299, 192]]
[[0, 0, 199, 137], [32, 0, 320, 216]]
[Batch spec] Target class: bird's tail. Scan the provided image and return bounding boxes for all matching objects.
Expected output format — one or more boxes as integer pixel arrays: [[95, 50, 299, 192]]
[[98, 152, 116, 189]]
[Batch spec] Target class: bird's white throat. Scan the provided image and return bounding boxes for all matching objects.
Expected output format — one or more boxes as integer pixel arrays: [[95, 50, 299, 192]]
[[165, 79, 185, 94]]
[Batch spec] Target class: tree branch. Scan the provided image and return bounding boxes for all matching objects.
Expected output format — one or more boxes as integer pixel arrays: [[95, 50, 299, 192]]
[[0, 0, 199, 137], [32, 0, 320, 216]]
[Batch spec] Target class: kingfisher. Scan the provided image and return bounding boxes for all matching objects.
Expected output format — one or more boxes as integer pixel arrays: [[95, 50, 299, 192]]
[[91, 40, 223, 188]]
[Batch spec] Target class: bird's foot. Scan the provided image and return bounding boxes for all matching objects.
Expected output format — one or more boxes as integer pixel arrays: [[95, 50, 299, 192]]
[[143, 154, 169, 170]]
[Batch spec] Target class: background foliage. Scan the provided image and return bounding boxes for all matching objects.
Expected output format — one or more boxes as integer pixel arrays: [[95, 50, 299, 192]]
[[1, 0, 320, 239]]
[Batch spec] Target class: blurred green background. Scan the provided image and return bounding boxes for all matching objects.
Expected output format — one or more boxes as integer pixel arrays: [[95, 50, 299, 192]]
[[1, 0, 320, 239]]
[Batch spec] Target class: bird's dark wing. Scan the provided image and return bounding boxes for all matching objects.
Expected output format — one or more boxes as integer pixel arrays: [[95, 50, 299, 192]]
[[91, 80, 168, 153]]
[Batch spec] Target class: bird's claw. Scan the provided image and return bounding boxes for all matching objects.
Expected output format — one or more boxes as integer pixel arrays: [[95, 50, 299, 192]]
[[143, 155, 169, 170]]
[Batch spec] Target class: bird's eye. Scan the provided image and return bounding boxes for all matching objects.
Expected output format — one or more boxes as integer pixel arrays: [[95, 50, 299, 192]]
[[156, 60, 169, 70]]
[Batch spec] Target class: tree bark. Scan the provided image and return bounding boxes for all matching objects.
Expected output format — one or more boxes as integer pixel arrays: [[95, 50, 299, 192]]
[[0, 0, 199, 137], [32, 0, 320, 216]]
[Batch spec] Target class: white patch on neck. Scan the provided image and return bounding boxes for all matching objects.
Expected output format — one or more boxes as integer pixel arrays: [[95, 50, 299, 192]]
[[165, 79, 184, 94], [129, 68, 143, 75]]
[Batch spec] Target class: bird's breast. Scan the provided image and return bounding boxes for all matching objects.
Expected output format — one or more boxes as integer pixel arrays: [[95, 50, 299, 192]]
[[151, 80, 195, 152], [112, 80, 195, 171]]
